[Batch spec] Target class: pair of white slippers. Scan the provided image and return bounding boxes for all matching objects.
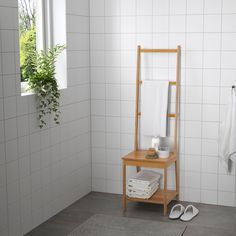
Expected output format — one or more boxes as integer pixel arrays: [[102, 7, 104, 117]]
[[169, 204, 199, 221]]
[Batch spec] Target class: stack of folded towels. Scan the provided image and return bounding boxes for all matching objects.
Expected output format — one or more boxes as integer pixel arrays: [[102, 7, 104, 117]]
[[127, 170, 161, 199]]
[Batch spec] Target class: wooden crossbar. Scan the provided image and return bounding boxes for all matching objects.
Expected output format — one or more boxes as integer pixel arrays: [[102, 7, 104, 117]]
[[138, 112, 176, 118], [139, 80, 176, 85], [140, 49, 178, 53]]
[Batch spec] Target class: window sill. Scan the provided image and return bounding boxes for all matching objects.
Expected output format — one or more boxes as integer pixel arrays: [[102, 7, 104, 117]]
[[21, 81, 66, 96], [21, 82, 34, 96]]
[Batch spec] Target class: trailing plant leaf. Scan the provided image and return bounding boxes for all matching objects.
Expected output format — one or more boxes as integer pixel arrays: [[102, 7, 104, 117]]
[[27, 44, 66, 128]]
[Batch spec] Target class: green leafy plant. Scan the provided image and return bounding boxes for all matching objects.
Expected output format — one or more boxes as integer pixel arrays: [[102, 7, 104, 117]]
[[20, 26, 36, 82], [28, 44, 66, 128]]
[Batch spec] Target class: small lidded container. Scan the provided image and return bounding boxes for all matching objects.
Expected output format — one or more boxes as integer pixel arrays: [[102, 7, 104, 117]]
[[157, 137, 170, 158]]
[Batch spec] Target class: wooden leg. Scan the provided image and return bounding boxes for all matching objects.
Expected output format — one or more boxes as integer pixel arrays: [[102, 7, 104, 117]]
[[175, 159, 180, 201], [164, 167, 168, 216], [122, 162, 127, 212]]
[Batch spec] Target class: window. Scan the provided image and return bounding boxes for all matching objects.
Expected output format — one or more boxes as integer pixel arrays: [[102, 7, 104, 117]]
[[18, 0, 67, 94]]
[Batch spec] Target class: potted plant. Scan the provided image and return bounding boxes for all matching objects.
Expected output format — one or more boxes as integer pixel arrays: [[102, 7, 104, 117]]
[[27, 44, 65, 128]]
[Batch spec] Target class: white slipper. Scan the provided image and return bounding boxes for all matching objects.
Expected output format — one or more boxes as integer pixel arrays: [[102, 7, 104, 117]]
[[169, 204, 185, 219], [180, 205, 199, 222]]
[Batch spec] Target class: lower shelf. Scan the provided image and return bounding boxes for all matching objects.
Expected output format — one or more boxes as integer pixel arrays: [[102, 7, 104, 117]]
[[126, 190, 177, 205]]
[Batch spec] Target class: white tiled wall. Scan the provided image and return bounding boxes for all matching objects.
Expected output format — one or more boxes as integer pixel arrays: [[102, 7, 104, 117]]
[[1, 0, 236, 235], [0, 0, 91, 235], [90, 0, 236, 207]]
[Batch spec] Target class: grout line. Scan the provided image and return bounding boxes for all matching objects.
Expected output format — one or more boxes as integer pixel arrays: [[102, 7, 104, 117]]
[[199, 0, 206, 204], [104, 0, 107, 192], [119, 0, 122, 192], [0, 25, 10, 236], [217, 0, 223, 206], [182, 0, 188, 201], [88, 0, 92, 192], [13, 20, 23, 234]]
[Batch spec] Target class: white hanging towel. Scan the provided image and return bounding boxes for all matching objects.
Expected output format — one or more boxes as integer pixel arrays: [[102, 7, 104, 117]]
[[141, 80, 169, 137], [219, 88, 236, 172]]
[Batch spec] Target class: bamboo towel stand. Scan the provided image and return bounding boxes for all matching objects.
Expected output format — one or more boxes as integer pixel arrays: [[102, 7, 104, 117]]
[[122, 45, 181, 216]]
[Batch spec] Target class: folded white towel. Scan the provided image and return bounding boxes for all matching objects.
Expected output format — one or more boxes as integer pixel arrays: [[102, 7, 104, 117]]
[[127, 170, 161, 199], [141, 80, 169, 137], [219, 88, 236, 172], [127, 181, 159, 192], [128, 170, 161, 186], [127, 183, 159, 199], [127, 181, 159, 191]]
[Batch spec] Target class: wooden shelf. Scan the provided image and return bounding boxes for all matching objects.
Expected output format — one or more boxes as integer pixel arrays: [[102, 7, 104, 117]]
[[126, 190, 178, 205], [122, 150, 176, 169], [122, 149, 179, 216]]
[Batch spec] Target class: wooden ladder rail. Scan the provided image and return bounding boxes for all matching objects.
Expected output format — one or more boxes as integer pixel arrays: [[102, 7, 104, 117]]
[[134, 45, 181, 198]]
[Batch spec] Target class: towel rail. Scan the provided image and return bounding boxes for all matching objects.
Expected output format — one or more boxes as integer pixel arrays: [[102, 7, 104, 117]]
[[138, 112, 176, 118], [140, 48, 178, 53], [139, 80, 176, 85]]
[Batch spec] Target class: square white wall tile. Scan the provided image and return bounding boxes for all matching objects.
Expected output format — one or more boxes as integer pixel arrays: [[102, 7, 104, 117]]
[[185, 121, 201, 138], [222, 0, 236, 14], [106, 84, 121, 100], [105, 17, 121, 34], [184, 188, 201, 202], [202, 105, 219, 122], [204, 33, 221, 51], [4, 96, 17, 119], [186, 33, 203, 51], [185, 86, 202, 104], [202, 139, 218, 156], [106, 149, 121, 164], [186, 15, 203, 33], [90, 17, 105, 33], [105, 0, 120, 16], [185, 104, 202, 121], [202, 122, 219, 139], [90, 0, 104, 16], [169, 16, 185, 33], [203, 69, 220, 87], [106, 133, 120, 149], [201, 173, 218, 190], [137, 16, 152, 33], [121, 0, 135, 16], [203, 87, 220, 105], [204, 15, 222, 33], [201, 156, 218, 174], [222, 15, 236, 32], [185, 138, 201, 155], [204, 0, 222, 14], [185, 155, 201, 172], [218, 175, 235, 192], [169, 0, 186, 15], [185, 172, 201, 189], [106, 116, 120, 133], [187, 0, 204, 14], [201, 189, 217, 204], [218, 191, 235, 207], [106, 100, 120, 116], [92, 116, 106, 132], [222, 33, 236, 51]]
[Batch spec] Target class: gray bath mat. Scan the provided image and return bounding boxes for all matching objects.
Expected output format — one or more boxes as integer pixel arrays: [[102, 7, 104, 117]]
[[68, 214, 186, 236]]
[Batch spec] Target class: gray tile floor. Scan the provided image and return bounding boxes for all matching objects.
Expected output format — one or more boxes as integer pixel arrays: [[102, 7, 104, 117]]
[[26, 192, 236, 236]]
